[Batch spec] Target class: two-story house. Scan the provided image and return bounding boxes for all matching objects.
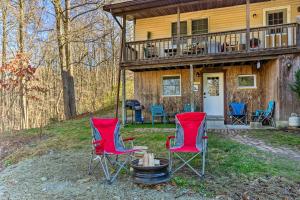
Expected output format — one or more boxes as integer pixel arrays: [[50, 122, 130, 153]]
[[104, 0, 300, 127]]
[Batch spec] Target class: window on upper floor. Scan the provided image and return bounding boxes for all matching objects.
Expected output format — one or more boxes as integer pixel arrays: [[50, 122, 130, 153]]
[[171, 21, 188, 37], [266, 9, 287, 34], [192, 18, 208, 35]]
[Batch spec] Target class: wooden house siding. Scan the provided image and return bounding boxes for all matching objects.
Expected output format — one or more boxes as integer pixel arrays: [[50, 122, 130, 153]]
[[134, 59, 292, 122], [134, 0, 299, 41]]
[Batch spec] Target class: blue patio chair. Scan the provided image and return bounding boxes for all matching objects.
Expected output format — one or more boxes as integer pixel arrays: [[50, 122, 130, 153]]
[[228, 102, 247, 125], [253, 101, 276, 127], [183, 104, 192, 112], [151, 104, 167, 126]]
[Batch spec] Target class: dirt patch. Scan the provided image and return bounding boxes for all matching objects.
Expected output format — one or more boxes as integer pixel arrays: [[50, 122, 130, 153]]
[[0, 134, 47, 172], [0, 151, 207, 200]]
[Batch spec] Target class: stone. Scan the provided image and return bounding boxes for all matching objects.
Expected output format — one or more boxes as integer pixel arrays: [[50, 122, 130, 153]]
[[250, 122, 262, 129], [41, 177, 48, 182], [113, 196, 121, 200]]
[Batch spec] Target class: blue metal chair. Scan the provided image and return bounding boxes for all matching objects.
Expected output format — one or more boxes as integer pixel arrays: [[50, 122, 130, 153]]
[[253, 101, 276, 127], [228, 102, 247, 125], [151, 104, 167, 126], [183, 104, 192, 112]]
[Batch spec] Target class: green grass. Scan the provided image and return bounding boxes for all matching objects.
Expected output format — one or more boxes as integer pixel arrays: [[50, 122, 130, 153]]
[[2, 110, 300, 196], [240, 130, 300, 151]]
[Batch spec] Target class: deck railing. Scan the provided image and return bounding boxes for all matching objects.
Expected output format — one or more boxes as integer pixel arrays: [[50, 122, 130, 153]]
[[125, 23, 300, 62]]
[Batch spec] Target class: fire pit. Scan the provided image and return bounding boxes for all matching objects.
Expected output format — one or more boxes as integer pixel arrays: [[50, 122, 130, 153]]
[[131, 158, 170, 185]]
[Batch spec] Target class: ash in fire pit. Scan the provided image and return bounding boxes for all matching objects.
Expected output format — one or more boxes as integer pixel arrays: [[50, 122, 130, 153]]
[[131, 153, 170, 185]]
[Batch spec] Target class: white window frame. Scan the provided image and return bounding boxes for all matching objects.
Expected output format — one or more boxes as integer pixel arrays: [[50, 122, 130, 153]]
[[237, 75, 257, 89], [162, 75, 182, 97]]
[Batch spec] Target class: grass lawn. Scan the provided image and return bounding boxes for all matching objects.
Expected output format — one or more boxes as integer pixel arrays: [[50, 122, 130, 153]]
[[1, 113, 300, 198]]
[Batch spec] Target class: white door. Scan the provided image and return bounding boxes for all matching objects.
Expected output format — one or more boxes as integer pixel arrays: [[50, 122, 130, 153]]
[[203, 73, 224, 116]]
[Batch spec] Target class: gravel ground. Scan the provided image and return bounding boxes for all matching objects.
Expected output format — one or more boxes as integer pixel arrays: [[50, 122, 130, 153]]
[[0, 150, 207, 200]]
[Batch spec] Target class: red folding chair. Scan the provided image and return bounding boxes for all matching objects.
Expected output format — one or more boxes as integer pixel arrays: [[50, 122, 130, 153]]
[[88, 118, 138, 184], [166, 112, 208, 177]]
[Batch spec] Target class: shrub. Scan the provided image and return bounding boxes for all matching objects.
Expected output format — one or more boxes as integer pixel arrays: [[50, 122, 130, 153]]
[[290, 69, 300, 99]]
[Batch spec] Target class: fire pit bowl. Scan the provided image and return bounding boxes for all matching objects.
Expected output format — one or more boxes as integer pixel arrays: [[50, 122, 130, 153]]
[[131, 158, 170, 185]]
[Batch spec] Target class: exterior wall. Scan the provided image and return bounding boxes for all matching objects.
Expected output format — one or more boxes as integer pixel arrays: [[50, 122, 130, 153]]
[[278, 54, 300, 121], [134, 64, 275, 122], [134, 0, 300, 41]]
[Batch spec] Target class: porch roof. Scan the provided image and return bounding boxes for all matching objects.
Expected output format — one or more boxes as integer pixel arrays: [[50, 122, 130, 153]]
[[103, 0, 271, 20]]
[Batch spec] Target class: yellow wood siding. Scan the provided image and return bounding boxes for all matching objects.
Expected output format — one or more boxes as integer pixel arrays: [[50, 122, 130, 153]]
[[134, 0, 300, 41]]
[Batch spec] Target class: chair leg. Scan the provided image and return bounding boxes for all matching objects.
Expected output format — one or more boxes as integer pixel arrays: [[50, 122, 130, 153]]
[[168, 151, 172, 172], [88, 150, 94, 175], [152, 116, 154, 127], [202, 151, 206, 177]]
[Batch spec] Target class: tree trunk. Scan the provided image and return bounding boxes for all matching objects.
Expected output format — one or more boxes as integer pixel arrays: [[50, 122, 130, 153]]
[[64, 0, 76, 117], [53, 0, 72, 119], [1, 0, 8, 132], [18, 0, 29, 129]]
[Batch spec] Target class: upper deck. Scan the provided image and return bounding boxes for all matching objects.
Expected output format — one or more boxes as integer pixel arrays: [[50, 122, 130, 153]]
[[104, 0, 300, 71]]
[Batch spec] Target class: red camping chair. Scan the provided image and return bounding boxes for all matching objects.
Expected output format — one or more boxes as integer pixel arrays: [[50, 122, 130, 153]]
[[166, 112, 208, 177], [88, 118, 138, 184]]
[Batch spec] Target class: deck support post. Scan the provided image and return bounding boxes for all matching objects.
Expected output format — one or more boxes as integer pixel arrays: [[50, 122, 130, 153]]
[[116, 15, 126, 122], [177, 6, 181, 55], [246, 0, 250, 51], [121, 68, 126, 125], [190, 64, 195, 112]]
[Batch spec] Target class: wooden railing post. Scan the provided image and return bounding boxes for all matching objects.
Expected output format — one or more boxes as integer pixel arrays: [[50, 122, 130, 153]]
[[297, 23, 300, 48], [245, 0, 250, 51], [177, 6, 181, 56]]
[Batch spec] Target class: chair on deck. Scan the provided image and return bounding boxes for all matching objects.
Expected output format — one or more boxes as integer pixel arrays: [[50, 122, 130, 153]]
[[253, 101, 276, 127], [166, 112, 208, 177], [183, 104, 192, 112], [151, 104, 167, 126], [88, 118, 139, 184], [228, 102, 247, 125]]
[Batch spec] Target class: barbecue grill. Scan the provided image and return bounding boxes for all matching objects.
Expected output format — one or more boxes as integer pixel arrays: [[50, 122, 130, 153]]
[[125, 99, 144, 124]]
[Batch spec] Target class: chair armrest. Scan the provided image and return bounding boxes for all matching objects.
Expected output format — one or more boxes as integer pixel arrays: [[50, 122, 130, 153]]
[[166, 136, 175, 149], [123, 137, 135, 142], [93, 139, 105, 154]]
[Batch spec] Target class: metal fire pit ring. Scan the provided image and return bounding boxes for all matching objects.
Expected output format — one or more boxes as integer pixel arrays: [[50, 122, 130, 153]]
[[131, 158, 170, 185]]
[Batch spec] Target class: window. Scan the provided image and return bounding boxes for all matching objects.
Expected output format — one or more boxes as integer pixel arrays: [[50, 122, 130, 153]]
[[237, 75, 257, 89], [207, 77, 220, 96], [162, 76, 181, 96], [171, 21, 187, 37], [192, 19, 208, 35], [267, 9, 287, 34]]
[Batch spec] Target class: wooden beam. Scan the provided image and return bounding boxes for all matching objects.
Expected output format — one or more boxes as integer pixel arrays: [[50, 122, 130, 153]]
[[190, 64, 195, 112], [116, 15, 126, 119], [297, 23, 300, 48], [122, 69, 126, 125], [112, 15, 123, 29], [123, 48, 300, 69], [177, 6, 181, 55], [246, 0, 250, 51], [105, 0, 271, 19], [121, 15, 127, 125]]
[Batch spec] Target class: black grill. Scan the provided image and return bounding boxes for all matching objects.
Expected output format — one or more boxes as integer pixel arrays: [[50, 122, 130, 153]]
[[125, 99, 144, 123], [125, 99, 143, 110]]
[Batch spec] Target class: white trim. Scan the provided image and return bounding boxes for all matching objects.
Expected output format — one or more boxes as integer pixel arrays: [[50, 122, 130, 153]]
[[162, 74, 182, 97], [237, 75, 257, 89], [263, 5, 291, 26]]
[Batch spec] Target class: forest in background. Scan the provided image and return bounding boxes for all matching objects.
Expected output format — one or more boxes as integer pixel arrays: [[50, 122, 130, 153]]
[[0, 0, 132, 133]]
